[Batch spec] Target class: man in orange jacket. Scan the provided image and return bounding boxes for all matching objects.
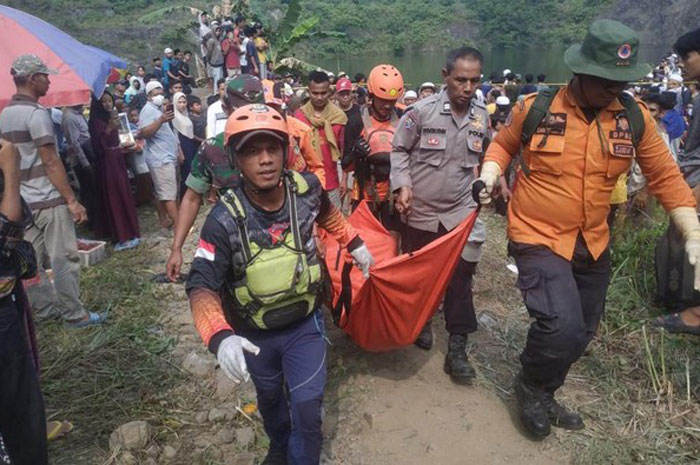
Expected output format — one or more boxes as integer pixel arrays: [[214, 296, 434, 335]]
[[477, 20, 700, 439], [343, 64, 405, 236]]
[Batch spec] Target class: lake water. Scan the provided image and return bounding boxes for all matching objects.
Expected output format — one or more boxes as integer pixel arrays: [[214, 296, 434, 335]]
[[314, 45, 669, 88]]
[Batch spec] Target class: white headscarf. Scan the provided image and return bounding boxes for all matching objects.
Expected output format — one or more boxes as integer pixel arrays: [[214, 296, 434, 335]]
[[172, 92, 194, 139], [125, 76, 143, 99]]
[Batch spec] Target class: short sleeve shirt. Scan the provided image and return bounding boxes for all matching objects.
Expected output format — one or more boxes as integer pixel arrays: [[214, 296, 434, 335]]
[[139, 102, 178, 167], [0, 94, 63, 209], [185, 133, 238, 198]]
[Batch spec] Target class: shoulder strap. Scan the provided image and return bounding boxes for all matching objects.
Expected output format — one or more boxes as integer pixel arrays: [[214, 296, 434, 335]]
[[289, 170, 309, 195], [220, 190, 252, 262], [617, 93, 645, 148], [517, 88, 559, 177], [521, 87, 560, 145], [360, 107, 373, 134]]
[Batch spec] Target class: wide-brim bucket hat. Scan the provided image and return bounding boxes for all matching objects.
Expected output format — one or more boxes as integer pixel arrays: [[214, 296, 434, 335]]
[[564, 19, 651, 82]]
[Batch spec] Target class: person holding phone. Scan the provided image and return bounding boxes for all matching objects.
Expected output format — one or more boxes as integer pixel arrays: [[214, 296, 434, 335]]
[[139, 81, 179, 231], [88, 92, 141, 250]]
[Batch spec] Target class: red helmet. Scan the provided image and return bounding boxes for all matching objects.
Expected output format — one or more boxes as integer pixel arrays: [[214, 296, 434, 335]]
[[367, 64, 404, 100], [224, 104, 288, 151]]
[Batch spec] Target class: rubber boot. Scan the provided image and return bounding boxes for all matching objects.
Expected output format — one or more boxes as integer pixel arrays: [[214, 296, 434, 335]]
[[261, 443, 287, 465], [414, 319, 433, 350], [544, 391, 584, 430], [513, 372, 551, 439], [443, 334, 475, 384]]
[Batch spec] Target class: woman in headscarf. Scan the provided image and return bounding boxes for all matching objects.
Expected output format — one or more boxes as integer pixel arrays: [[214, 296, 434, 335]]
[[124, 76, 142, 105], [88, 92, 141, 250], [171, 91, 199, 199]]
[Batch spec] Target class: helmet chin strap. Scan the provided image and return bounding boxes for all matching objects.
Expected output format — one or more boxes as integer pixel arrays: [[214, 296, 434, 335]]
[[241, 173, 283, 195]]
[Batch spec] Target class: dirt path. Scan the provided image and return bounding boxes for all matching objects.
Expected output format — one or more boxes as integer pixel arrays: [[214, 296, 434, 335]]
[[323, 329, 566, 465], [84, 207, 573, 464], [318, 213, 571, 465]]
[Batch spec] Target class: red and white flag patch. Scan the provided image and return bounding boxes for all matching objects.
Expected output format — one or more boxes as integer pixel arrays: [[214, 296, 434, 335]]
[[194, 238, 216, 261]]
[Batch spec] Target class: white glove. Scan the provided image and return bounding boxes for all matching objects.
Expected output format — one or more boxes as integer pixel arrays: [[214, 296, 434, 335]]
[[216, 335, 261, 383], [686, 236, 700, 290], [476, 161, 501, 205], [350, 243, 375, 279], [669, 207, 700, 290]]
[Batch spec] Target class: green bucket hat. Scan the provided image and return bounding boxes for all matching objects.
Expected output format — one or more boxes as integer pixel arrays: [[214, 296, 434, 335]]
[[564, 19, 651, 82]]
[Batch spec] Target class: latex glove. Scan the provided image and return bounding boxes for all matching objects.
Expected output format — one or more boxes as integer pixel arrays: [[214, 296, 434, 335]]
[[350, 243, 375, 279], [476, 161, 501, 205], [669, 207, 700, 290], [216, 335, 261, 384]]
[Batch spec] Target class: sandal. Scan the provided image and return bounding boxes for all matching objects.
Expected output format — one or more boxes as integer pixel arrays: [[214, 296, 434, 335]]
[[651, 313, 700, 335], [65, 311, 108, 328], [47, 420, 73, 441]]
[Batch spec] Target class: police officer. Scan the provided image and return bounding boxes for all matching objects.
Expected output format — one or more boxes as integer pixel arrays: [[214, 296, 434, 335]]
[[391, 47, 489, 384], [478, 20, 700, 439], [187, 104, 374, 464]]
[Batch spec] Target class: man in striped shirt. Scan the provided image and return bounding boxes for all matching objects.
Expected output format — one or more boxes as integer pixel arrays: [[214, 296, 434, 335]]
[[0, 55, 105, 327]]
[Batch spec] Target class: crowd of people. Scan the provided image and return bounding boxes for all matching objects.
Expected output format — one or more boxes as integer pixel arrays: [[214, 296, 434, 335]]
[[1, 12, 700, 465]]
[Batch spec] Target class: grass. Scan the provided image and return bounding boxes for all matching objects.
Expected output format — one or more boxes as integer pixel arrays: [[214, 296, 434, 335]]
[[474, 209, 700, 464], [39, 243, 185, 464], [570, 211, 700, 464]]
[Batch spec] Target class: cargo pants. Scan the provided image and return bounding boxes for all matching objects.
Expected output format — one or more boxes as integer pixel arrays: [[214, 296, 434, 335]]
[[23, 204, 87, 322], [509, 235, 611, 391]]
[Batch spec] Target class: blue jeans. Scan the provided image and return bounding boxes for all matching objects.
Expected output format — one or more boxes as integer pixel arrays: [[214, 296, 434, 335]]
[[240, 311, 327, 465]]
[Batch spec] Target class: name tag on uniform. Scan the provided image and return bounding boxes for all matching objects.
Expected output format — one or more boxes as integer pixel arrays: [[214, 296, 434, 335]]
[[535, 113, 567, 136], [420, 127, 447, 150], [612, 143, 635, 158]]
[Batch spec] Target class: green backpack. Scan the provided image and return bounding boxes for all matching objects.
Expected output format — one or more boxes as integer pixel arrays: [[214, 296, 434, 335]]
[[517, 88, 645, 176], [220, 171, 323, 330]]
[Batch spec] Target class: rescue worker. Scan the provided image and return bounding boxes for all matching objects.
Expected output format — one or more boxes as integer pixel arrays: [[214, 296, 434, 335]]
[[343, 64, 405, 237], [477, 20, 700, 439], [391, 47, 489, 384], [165, 75, 264, 282], [262, 86, 326, 183], [187, 104, 374, 464], [166, 75, 325, 282], [294, 71, 347, 209]]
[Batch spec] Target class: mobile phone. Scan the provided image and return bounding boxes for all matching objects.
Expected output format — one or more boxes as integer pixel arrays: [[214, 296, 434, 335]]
[[165, 103, 174, 114]]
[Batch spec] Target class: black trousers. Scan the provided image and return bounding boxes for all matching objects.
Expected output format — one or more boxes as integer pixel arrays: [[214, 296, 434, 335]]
[[402, 223, 478, 335], [0, 285, 48, 465], [509, 235, 611, 391]]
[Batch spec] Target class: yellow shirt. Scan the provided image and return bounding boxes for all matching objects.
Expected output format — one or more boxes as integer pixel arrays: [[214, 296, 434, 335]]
[[255, 37, 267, 64]]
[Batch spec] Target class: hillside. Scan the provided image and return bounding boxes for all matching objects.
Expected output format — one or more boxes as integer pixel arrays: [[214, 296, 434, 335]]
[[3, 0, 698, 66]]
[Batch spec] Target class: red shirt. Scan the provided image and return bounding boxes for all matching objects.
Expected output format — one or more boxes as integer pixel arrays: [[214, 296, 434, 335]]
[[222, 38, 240, 69], [294, 110, 345, 191]]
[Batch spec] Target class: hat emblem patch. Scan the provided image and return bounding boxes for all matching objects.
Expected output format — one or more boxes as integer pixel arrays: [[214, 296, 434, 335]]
[[617, 44, 632, 60]]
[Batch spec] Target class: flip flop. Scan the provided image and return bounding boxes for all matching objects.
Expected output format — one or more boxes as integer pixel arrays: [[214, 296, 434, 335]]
[[65, 311, 108, 328], [651, 313, 700, 336], [47, 420, 73, 441]]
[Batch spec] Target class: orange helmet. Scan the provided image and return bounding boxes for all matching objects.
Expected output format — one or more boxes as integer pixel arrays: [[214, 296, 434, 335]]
[[224, 104, 288, 151], [367, 64, 405, 100]]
